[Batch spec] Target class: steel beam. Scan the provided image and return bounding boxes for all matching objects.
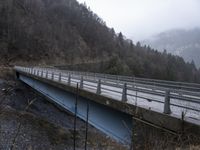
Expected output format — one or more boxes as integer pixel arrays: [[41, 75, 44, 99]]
[[18, 74, 133, 144]]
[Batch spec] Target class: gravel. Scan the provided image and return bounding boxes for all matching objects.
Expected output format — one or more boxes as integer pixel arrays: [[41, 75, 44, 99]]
[[0, 80, 126, 150]]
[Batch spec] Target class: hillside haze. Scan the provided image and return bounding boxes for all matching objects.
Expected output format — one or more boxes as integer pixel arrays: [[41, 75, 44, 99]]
[[142, 28, 200, 68], [0, 0, 200, 83]]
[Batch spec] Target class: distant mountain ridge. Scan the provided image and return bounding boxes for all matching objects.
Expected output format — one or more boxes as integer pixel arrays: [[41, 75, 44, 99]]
[[142, 28, 200, 68]]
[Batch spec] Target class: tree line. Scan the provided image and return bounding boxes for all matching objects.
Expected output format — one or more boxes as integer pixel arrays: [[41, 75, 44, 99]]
[[0, 0, 199, 83]]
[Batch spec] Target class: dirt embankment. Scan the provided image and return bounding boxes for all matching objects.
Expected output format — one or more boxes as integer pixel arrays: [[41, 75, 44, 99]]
[[0, 67, 14, 80], [0, 79, 126, 150]]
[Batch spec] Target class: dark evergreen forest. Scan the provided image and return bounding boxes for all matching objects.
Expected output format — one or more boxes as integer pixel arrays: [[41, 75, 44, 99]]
[[0, 0, 200, 83]]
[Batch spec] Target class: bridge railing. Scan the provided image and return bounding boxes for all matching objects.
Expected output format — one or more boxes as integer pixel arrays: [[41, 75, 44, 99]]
[[14, 66, 200, 120], [55, 69, 200, 92], [44, 67, 200, 92]]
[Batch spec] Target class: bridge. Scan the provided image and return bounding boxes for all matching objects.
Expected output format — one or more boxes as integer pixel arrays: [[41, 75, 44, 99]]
[[14, 66, 200, 144]]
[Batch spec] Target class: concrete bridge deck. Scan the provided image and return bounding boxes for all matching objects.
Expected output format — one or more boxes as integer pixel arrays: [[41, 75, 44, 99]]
[[14, 66, 200, 144]]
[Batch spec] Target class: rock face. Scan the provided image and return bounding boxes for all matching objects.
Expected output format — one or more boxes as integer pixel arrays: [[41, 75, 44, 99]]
[[142, 28, 200, 68]]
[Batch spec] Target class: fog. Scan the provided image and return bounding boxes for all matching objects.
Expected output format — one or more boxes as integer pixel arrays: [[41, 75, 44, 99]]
[[77, 0, 200, 41]]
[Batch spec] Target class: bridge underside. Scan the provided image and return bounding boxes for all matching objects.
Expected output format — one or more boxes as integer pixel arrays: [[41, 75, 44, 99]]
[[18, 74, 133, 144]]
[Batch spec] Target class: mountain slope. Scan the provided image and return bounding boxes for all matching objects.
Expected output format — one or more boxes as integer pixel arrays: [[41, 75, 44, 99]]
[[0, 0, 200, 83], [142, 28, 200, 68]]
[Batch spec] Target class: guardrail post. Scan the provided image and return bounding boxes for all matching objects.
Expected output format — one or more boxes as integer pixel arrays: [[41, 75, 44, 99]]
[[96, 79, 101, 94], [46, 71, 48, 79], [51, 72, 54, 80], [41, 71, 43, 77], [80, 76, 83, 89], [68, 74, 71, 85], [122, 83, 127, 102], [58, 72, 61, 82], [164, 90, 171, 114]]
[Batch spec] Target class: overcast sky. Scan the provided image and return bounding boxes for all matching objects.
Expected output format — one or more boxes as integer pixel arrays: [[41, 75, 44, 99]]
[[77, 0, 200, 41]]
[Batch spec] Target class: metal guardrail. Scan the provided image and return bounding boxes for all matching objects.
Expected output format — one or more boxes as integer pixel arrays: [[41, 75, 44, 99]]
[[55, 69, 200, 92], [14, 66, 200, 120], [41, 66, 200, 92]]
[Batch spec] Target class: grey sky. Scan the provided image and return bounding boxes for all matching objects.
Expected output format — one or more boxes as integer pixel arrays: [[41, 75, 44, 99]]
[[77, 0, 200, 41]]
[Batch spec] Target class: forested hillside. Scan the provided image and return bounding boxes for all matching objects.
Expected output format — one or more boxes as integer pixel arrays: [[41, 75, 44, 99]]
[[0, 0, 200, 83], [143, 28, 200, 68]]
